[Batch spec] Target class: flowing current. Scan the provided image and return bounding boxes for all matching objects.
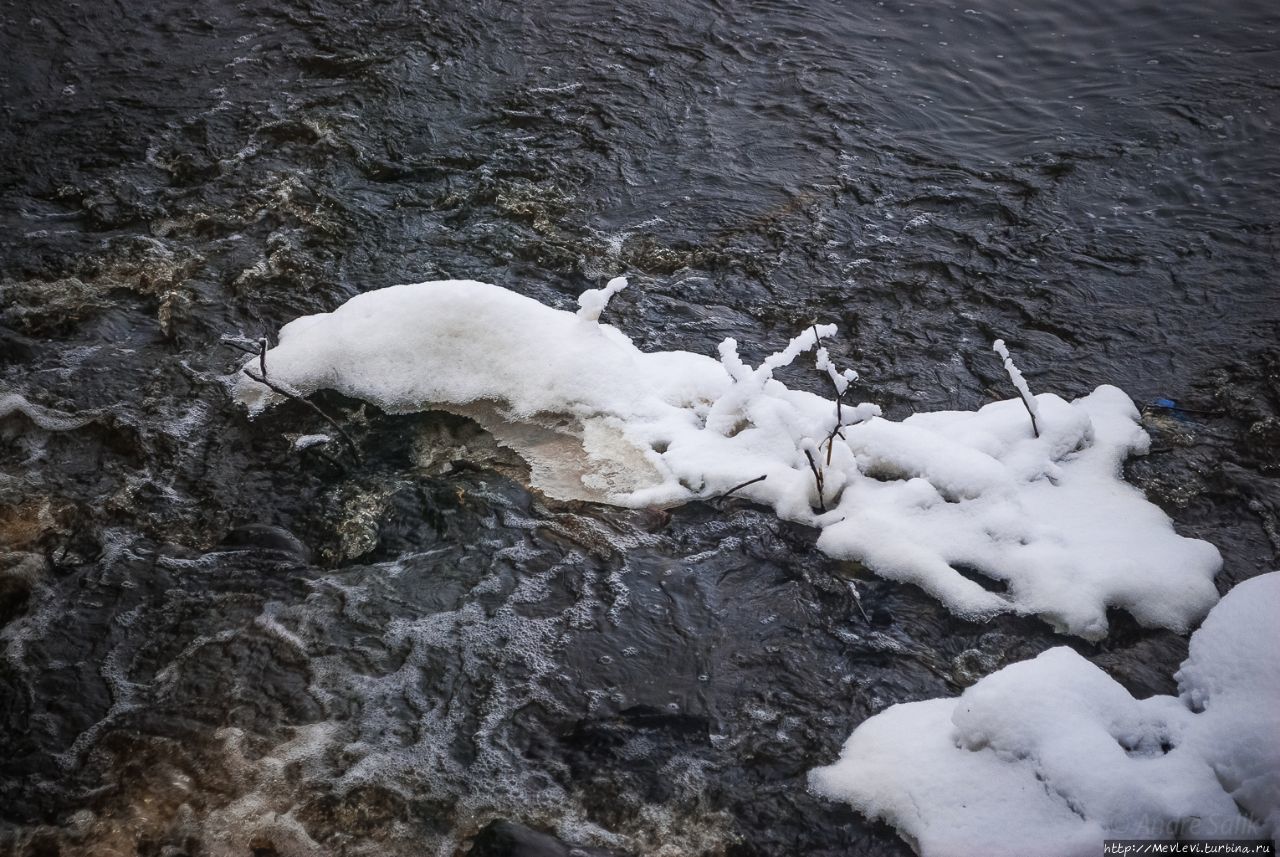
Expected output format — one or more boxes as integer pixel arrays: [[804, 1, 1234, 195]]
[[1, 1, 1278, 854]]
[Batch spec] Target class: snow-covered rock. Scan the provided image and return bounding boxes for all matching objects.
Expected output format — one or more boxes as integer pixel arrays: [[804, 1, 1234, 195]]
[[232, 279, 1220, 638], [810, 572, 1280, 856]]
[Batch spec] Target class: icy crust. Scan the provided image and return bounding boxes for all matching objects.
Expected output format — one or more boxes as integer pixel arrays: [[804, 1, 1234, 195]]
[[810, 572, 1280, 857], [233, 279, 1221, 638]]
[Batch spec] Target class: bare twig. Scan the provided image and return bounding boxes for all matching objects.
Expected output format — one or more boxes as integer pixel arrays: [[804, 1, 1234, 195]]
[[825, 424, 846, 467], [803, 448, 826, 513], [993, 339, 1040, 438], [849, 582, 870, 623], [259, 338, 268, 379], [810, 323, 860, 465], [1022, 398, 1039, 437], [1142, 403, 1227, 417], [242, 366, 363, 464], [716, 474, 767, 501]]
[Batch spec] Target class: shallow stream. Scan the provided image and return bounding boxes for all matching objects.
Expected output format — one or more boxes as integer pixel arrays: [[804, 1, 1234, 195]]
[[2, 1, 1278, 854]]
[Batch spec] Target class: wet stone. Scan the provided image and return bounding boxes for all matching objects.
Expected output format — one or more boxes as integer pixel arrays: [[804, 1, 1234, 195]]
[[219, 524, 311, 562], [469, 820, 628, 857], [0, 552, 45, 627]]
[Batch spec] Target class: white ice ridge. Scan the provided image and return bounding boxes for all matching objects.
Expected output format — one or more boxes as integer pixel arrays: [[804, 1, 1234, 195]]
[[233, 279, 1221, 638], [810, 572, 1280, 857]]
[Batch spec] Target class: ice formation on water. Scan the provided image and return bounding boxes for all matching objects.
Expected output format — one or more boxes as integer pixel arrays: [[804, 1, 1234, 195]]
[[810, 572, 1280, 857], [233, 279, 1220, 639]]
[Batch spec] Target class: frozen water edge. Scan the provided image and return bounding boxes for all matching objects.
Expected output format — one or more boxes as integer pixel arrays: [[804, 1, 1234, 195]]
[[232, 279, 1220, 639], [810, 572, 1280, 856]]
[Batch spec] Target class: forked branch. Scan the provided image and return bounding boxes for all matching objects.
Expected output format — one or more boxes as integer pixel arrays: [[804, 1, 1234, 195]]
[[244, 340, 362, 463]]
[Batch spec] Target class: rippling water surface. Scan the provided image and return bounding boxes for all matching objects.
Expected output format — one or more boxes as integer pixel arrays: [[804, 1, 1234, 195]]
[[2, 0, 1278, 854]]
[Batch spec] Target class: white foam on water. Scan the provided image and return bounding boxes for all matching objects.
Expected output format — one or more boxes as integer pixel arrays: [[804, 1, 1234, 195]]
[[0, 393, 94, 432]]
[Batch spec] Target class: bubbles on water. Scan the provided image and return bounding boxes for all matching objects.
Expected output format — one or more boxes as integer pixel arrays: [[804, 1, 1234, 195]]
[[157, 519, 677, 853]]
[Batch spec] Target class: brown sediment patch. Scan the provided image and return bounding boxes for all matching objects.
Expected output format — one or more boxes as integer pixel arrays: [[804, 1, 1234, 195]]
[[0, 498, 69, 553], [0, 237, 203, 337]]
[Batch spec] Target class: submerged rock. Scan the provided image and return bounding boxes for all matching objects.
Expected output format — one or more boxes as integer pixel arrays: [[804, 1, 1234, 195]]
[[469, 820, 628, 857], [218, 524, 312, 562]]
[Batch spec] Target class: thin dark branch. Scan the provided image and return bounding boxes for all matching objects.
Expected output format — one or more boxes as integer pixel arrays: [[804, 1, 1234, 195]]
[[824, 425, 846, 466], [716, 474, 767, 501], [258, 338, 268, 379], [1022, 399, 1040, 438], [996, 344, 1040, 438], [1143, 403, 1227, 417], [811, 322, 863, 465], [827, 390, 844, 465], [242, 367, 362, 464], [849, 584, 870, 623], [803, 448, 826, 513]]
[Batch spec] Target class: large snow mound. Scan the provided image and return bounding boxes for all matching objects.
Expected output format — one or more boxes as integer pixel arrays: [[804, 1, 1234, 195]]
[[810, 572, 1280, 857], [233, 279, 1220, 638]]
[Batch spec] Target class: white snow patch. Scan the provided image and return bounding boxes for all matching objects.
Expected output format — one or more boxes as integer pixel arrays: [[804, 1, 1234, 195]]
[[291, 433, 331, 451], [576, 275, 629, 321], [810, 572, 1280, 856], [232, 279, 1220, 638]]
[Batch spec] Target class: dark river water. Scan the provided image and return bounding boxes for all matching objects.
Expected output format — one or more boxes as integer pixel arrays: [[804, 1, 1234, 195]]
[[2, 0, 1278, 854]]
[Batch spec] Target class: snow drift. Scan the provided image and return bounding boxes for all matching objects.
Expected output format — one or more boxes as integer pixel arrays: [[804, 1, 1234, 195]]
[[810, 571, 1280, 857], [233, 278, 1220, 639]]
